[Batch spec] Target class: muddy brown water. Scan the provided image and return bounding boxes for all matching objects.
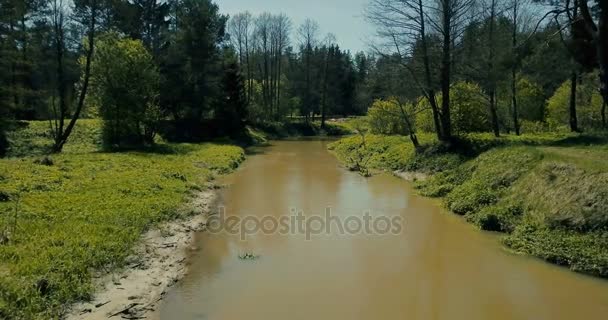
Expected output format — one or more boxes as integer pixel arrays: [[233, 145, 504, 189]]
[[159, 140, 608, 320]]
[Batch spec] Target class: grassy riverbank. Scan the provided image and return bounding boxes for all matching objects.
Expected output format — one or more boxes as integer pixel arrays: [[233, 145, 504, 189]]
[[0, 120, 245, 319], [329, 133, 608, 278]]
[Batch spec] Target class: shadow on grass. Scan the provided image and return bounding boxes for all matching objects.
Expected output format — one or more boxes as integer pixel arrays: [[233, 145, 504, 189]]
[[411, 131, 608, 163]]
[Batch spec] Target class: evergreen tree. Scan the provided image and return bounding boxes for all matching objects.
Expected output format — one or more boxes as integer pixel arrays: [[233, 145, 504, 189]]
[[216, 56, 248, 135]]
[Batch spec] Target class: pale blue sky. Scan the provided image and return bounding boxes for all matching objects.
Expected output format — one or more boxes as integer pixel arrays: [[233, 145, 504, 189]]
[[215, 0, 373, 53]]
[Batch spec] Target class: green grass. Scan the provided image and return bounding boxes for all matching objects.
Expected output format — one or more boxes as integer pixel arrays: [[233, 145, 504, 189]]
[[0, 120, 245, 319], [329, 131, 608, 278]]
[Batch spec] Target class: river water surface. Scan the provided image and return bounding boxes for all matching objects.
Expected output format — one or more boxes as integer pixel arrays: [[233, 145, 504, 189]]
[[159, 140, 608, 320]]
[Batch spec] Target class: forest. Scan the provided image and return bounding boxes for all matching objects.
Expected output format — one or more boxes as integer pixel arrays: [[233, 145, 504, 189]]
[[0, 0, 606, 151], [0, 0, 607, 318]]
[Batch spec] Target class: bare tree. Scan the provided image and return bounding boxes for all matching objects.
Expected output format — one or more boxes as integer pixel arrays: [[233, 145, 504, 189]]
[[366, 0, 475, 141], [538, 0, 606, 130], [47, 0, 69, 149], [436, 0, 476, 141], [507, 0, 534, 135], [366, 0, 443, 140], [270, 13, 291, 119], [254, 13, 273, 116], [484, 0, 501, 137], [51, 0, 98, 153], [228, 12, 254, 104], [320, 33, 336, 128], [298, 18, 320, 122]]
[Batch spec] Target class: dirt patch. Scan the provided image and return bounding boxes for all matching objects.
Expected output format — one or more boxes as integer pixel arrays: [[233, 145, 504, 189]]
[[393, 170, 428, 182], [65, 190, 218, 320]]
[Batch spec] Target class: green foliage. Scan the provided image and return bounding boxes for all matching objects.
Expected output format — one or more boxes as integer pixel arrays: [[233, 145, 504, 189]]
[[547, 75, 604, 129], [366, 99, 411, 135], [328, 133, 460, 174], [516, 77, 546, 122], [416, 82, 490, 134], [161, 0, 227, 122], [0, 121, 245, 319], [504, 225, 608, 277], [215, 57, 248, 136], [6, 120, 103, 157], [90, 33, 161, 147], [450, 82, 491, 134]]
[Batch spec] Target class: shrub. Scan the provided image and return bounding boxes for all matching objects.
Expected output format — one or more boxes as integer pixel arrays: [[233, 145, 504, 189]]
[[89, 32, 161, 148], [516, 77, 546, 122], [546, 74, 603, 129], [416, 81, 490, 134], [366, 98, 411, 135]]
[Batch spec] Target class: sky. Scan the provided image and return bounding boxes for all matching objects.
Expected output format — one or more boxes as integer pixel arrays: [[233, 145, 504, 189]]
[[215, 0, 374, 53]]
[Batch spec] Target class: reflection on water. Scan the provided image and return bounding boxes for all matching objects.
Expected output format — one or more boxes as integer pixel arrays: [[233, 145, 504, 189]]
[[159, 140, 608, 320]]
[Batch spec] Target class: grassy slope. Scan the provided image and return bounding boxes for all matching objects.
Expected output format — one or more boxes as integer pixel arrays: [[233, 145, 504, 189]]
[[0, 121, 245, 319], [328, 133, 608, 278]]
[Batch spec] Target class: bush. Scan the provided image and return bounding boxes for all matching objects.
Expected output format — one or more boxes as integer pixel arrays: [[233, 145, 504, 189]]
[[516, 77, 546, 122], [89, 32, 161, 148], [416, 81, 490, 134], [366, 98, 411, 135], [546, 74, 604, 129]]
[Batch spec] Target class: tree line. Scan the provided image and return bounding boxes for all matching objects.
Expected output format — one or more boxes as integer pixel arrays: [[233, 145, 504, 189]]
[[0, 0, 606, 155], [0, 0, 389, 154], [364, 0, 607, 149]]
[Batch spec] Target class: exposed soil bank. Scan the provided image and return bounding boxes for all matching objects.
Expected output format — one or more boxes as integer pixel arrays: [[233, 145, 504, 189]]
[[65, 191, 218, 320]]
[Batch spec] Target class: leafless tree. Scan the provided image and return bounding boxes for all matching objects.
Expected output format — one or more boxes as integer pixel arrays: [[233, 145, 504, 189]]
[[366, 0, 475, 141], [270, 14, 291, 118], [51, 0, 98, 153], [298, 18, 320, 121], [228, 12, 253, 103], [507, 0, 534, 135]]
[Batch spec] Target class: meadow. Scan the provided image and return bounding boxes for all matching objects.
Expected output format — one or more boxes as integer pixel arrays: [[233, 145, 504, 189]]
[[0, 120, 245, 318]]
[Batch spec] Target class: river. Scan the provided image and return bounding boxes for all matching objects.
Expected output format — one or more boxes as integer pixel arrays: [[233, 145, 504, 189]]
[[159, 139, 608, 320]]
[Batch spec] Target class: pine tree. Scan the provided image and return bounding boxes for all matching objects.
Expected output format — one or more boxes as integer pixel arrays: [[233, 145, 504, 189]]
[[216, 59, 248, 135]]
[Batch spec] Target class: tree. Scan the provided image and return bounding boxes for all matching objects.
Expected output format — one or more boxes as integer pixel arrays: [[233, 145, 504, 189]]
[[538, 0, 605, 131], [228, 11, 253, 103], [161, 0, 227, 122], [52, 0, 99, 152], [366, 0, 475, 141], [366, 0, 443, 140], [507, 0, 535, 135], [89, 33, 161, 147], [216, 54, 248, 135], [298, 18, 319, 122]]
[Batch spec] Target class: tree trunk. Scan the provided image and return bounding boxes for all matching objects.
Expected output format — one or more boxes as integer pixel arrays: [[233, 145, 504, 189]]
[[440, 0, 452, 141], [569, 71, 580, 133], [489, 91, 500, 137], [487, 0, 500, 137], [511, 0, 520, 136], [54, 20, 67, 146], [512, 68, 520, 135], [52, 0, 97, 153], [599, 4, 608, 108], [321, 48, 330, 128], [417, 0, 443, 141], [602, 100, 607, 128]]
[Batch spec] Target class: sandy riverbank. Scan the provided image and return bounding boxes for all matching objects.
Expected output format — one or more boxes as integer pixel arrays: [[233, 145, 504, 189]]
[[65, 190, 218, 320]]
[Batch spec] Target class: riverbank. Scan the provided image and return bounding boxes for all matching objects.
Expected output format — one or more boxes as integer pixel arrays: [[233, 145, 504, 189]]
[[0, 120, 245, 319], [65, 190, 218, 320], [328, 133, 608, 278]]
